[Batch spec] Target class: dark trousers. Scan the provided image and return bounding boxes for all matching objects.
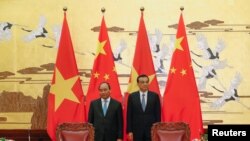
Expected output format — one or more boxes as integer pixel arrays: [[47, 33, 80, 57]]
[[134, 131, 151, 141]]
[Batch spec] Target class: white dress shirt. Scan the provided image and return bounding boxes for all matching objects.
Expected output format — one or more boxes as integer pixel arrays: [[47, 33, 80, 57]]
[[139, 91, 148, 106]]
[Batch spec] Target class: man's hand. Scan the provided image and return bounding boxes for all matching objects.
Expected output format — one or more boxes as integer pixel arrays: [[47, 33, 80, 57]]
[[117, 139, 122, 141], [127, 132, 133, 141]]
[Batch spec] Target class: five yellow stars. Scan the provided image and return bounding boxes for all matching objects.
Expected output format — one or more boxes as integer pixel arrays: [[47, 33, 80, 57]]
[[50, 68, 80, 111], [171, 36, 190, 76]]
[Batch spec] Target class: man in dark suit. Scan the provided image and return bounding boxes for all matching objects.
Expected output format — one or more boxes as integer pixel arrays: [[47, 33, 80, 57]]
[[127, 74, 161, 141], [88, 82, 123, 141]]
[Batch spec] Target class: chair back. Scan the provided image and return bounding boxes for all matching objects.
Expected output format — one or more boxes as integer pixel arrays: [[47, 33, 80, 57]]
[[151, 122, 190, 141], [56, 122, 94, 141]]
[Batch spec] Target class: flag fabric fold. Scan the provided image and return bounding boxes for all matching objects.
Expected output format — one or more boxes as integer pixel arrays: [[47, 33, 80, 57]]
[[162, 12, 204, 140], [124, 11, 161, 140], [47, 11, 86, 141], [85, 16, 122, 119]]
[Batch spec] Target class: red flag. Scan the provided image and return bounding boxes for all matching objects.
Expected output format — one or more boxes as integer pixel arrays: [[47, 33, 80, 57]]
[[162, 12, 204, 140], [47, 11, 86, 141], [127, 11, 160, 96], [85, 16, 123, 119], [124, 10, 161, 140]]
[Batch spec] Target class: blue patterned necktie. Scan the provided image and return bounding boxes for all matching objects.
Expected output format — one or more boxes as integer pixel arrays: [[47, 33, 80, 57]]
[[103, 100, 108, 116], [141, 94, 146, 111]]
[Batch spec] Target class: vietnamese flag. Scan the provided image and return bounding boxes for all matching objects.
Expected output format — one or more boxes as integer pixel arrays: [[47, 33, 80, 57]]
[[85, 14, 123, 119], [124, 9, 161, 140], [47, 10, 86, 141], [126, 9, 160, 97], [162, 9, 204, 140]]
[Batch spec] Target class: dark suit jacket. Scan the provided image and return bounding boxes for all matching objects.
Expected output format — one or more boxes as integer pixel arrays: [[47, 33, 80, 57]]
[[127, 91, 161, 140], [88, 98, 123, 141]]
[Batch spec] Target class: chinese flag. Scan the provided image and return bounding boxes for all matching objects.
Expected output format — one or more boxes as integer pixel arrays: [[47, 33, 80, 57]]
[[162, 11, 204, 140], [85, 15, 123, 118], [124, 10, 161, 140], [47, 11, 86, 141]]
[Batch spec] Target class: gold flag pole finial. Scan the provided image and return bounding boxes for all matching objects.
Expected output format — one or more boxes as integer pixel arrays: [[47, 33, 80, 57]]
[[101, 7, 106, 14], [63, 7, 67, 12], [140, 7, 145, 12], [180, 6, 184, 11]]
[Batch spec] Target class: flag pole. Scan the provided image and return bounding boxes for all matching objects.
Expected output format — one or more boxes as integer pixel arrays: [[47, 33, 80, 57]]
[[63, 7, 67, 19]]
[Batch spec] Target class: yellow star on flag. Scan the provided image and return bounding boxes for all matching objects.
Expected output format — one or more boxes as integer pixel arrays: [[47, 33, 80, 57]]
[[180, 69, 187, 76], [93, 72, 100, 78], [170, 67, 177, 74], [174, 36, 184, 51], [96, 40, 107, 57], [113, 66, 116, 72], [50, 68, 80, 111], [104, 74, 110, 80], [148, 74, 155, 84], [190, 63, 193, 68], [127, 67, 156, 93], [127, 67, 139, 93]]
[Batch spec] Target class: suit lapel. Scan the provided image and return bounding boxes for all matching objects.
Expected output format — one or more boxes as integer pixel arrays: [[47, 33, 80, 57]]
[[97, 99, 105, 117], [105, 99, 112, 117], [145, 92, 152, 112], [135, 92, 144, 112]]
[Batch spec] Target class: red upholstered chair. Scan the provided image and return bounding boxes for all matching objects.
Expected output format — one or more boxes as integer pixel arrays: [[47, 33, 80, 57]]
[[56, 122, 94, 141], [151, 122, 190, 141]]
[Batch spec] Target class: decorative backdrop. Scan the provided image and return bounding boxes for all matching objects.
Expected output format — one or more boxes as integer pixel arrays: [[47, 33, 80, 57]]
[[0, 0, 250, 129]]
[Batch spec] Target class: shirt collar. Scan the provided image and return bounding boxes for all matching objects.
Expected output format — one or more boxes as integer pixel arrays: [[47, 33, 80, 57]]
[[139, 91, 148, 95], [101, 97, 110, 102]]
